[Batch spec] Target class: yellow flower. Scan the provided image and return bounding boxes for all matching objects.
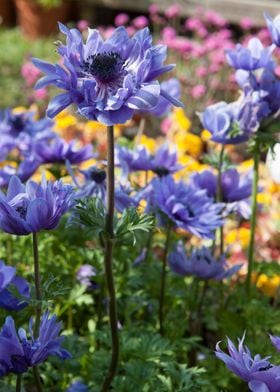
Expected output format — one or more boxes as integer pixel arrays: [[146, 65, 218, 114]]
[[175, 132, 203, 158], [173, 108, 191, 131], [55, 111, 78, 130], [255, 273, 280, 297], [226, 227, 250, 248], [138, 135, 157, 153], [200, 129, 211, 142]]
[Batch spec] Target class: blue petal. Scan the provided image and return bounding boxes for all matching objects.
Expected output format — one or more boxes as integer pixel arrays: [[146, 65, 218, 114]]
[[47, 93, 72, 118]]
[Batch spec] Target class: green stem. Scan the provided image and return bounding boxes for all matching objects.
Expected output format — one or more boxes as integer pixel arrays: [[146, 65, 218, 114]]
[[216, 145, 225, 256], [246, 143, 260, 299], [101, 126, 119, 392], [16, 374, 22, 392], [159, 223, 172, 336], [32, 232, 43, 392]]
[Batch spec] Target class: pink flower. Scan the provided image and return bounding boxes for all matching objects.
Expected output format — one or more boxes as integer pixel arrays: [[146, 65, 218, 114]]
[[204, 10, 227, 27], [160, 117, 172, 134], [33, 88, 48, 100], [196, 66, 208, 78], [21, 61, 41, 86], [132, 16, 149, 29], [161, 26, 177, 40], [126, 26, 136, 36], [148, 3, 159, 15], [240, 17, 254, 30], [114, 13, 129, 26], [77, 20, 89, 31], [165, 3, 181, 19], [191, 85, 206, 99]]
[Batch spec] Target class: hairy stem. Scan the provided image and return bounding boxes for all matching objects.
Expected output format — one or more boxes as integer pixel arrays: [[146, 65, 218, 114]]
[[246, 143, 260, 299], [16, 374, 22, 392], [216, 145, 225, 255], [101, 126, 119, 392], [159, 223, 172, 336], [32, 232, 43, 392]]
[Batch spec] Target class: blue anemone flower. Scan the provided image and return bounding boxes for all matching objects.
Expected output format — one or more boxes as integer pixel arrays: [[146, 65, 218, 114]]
[[0, 109, 54, 158], [141, 175, 223, 239], [0, 176, 73, 235], [168, 242, 242, 280], [191, 169, 252, 218], [33, 24, 182, 125], [225, 38, 275, 71], [215, 334, 280, 392], [0, 260, 30, 311], [0, 312, 71, 376], [150, 78, 181, 117], [265, 12, 280, 47]]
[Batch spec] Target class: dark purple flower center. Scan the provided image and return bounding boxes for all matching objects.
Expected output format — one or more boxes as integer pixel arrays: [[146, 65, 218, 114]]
[[15, 205, 27, 220], [153, 167, 170, 177], [83, 52, 125, 83], [89, 168, 106, 184], [9, 114, 25, 133], [259, 364, 273, 371]]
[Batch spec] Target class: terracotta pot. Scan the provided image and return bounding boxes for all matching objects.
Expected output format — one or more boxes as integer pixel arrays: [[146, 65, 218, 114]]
[[0, 0, 16, 26], [15, 0, 74, 39]]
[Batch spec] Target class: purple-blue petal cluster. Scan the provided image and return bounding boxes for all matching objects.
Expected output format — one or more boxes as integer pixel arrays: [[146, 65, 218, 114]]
[[265, 12, 280, 47], [33, 24, 182, 125], [216, 334, 280, 392], [0, 312, 71, 376], [0, 176, 73, 235], [168, 242, 242, 280], [140, 175, 223, 239]]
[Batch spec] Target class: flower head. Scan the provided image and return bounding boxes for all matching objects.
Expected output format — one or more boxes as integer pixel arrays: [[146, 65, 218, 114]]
[[67, 380, 88, 392], [0, 312, 71, 376], [0, 260, 30, 311], [225, 38, 275, 71], [33, 24, 182, 125], [0, 176, 73, 235], [141, 175, 223, 239], [76, 264, 98, 290], [215, 334, 280, 392], [265, 12, 280, 47], [168, 242, 241, 280], [191, 169, 252, 218]]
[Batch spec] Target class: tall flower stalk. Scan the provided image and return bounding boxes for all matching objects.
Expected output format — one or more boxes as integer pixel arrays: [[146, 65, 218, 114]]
[[246, 141, 260, 299], [216, 145, 225, 255], [101, 126, 119, 392], [159, 222, 172, 336]]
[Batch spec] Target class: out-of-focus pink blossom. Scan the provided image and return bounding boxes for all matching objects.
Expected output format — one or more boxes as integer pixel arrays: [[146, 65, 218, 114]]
[[240, 17, 254, 30], [172, 37, 193, 53], [256, 27, 272, 45], [204, 10, 227, 27], [114, 13, 129, 26], [197, 26, 208, 38], [165, 3, 181, 19], [132, 16, 149, 29], [161, 26, 177, 40], [210, 78, 220, 89], [191, 84, 206, 99], [209, 64, 221, 73], [148, 3, 159, 15], [33, 88, 48, 100], [21, 61, 41, 87], [160, 117, 172, 134], [196, 66, 208, 78], [185, 17, 204, 31], [126, 26, 136, 36], [77, 20, 89, 31]]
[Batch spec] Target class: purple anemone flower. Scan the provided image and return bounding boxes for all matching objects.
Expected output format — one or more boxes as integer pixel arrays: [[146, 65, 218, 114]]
[[0, 158, 41, 189], [264, 13, 280, 47], [0, 260, 30, 311], [199, 94, 265, 145], [0, 311, 71, 376], [0, 109, 54, 157], [168, 242, 241, 280], [269, 335, 280, 352], [33, 24, 182, 125], [33, 135, 94, 165], [191, 169, 252, 218], [0, 175, 73, 235], [116, 144, 182, 178], [215, 334, 280, 392], [142, 175, 223, 239], [225, 38, 275, 71], [76, 264, 98, 290], [68, 164, 136, 212]]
